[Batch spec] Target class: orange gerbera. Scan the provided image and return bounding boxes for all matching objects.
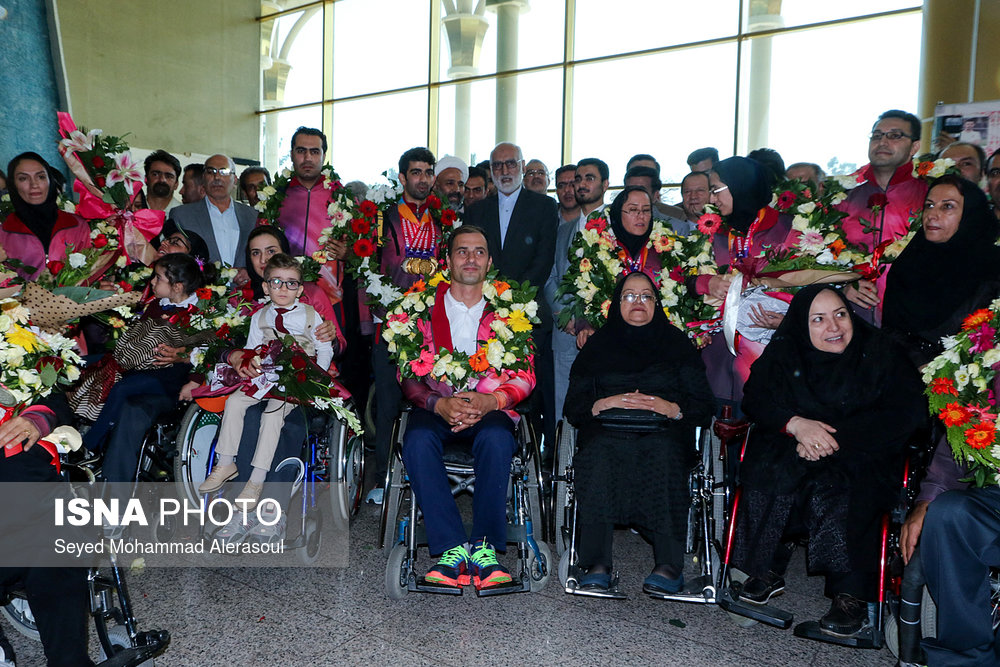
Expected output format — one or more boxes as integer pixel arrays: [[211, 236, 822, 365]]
[[940, 402, 971, 427], [493, 280, 510, 295], [469, 347, 490, 373], [929, 377, 959, 396], [405, 279, 426, 295], [964, 422, 996, 449], [828, 239, 846, 258], [962, 309, 993, 331], [916, 161, 933, 177]]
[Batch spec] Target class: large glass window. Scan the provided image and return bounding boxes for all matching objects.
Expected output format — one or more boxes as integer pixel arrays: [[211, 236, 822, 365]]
[[258, 1, 922, 187]]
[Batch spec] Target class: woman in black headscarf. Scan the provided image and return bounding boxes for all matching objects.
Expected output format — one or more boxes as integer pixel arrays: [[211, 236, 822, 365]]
[[732, 285, 925, 637], [565, 272, 714, 595], [690, 156, 796, 407], [0, 152, 91, 280], [882, 174, 1000, 367]]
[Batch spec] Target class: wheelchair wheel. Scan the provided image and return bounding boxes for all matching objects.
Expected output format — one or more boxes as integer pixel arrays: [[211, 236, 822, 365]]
[[558, 549, 571, 588], [552, 422, 575, 556], [380, 455, 405, 556], [326, 409, 364, 527], [99, 625, 156, 666], [363, 389, 376, 445], [173, 403, 222, 506], [884, 584, 936, 659], [384, 543, 409, 600], [0, 597, 39, 640], [296, 509, 323, 566], [527, 541, 552, 592]]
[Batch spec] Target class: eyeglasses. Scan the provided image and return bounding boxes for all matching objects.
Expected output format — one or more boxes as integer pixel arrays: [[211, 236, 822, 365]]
[[266, 278, 301, 290], [161, 235, 190, 250], [204, 166, 234, 176], [491, 159, 521, 172], [525, 169, 547, 178], [711, 185, 729, 195], [622, 207, 652, 217], [622, 292, 655, 304], [869, 130, 913, 142]]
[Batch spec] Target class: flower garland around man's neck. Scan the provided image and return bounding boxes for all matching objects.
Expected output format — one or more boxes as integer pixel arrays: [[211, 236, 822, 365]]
[[382, 270, 538, 391]]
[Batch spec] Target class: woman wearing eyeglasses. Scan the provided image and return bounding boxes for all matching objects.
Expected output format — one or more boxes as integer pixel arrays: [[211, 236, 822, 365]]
[[564, 272, 714, 596], [691, 156, 795, 408], [0, 152, 91, 280]]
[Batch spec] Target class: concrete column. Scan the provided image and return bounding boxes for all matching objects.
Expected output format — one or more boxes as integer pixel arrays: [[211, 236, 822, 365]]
[[746, 1, 783, 151], [488, 0, 527, 143], [441, 1, 489, 162], [918, 0, 976, 138]]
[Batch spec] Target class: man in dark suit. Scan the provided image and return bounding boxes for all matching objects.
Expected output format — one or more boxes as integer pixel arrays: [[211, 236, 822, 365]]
[[464, 141, 558, 463], [169, 153, 256, 279]]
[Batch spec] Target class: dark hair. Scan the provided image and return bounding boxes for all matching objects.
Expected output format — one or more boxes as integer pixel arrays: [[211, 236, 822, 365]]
[[746, 148, 785, 188], [989, 147, 1000, 166], [681, 171, 711, 190], [6, 152, 51, 193], [624, 165, 661, 192], [466, 166, 488, 183], [626, 154, 659, 175], [239, 165, 271, 192], [153, 252, 205, 294], [576, 157, 609, 182], [143, 150, 181, 179], [786, 162, 825, 181], [398, 147, 436, 176], [246, 226, 292, 298], [183, 163, 205, 186], [554, 164, 577, 181], [942, 141, 986, 174], [263, 252, 302, 280], [875, 109, 921, 141], [291, 126, 328, 154], [447, 223, 490, 257], [687, 147, 719, 168]]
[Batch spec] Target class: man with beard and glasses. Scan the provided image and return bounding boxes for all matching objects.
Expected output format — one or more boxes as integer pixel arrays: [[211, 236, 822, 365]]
[[365, 147, 446, 505], [465, 142, 558, 466], [433, 155, 468, 215], [143, 149, 181, 213]]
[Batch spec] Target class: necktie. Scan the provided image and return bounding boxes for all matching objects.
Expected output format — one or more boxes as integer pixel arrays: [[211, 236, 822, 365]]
[[274, 307, 291, 334]]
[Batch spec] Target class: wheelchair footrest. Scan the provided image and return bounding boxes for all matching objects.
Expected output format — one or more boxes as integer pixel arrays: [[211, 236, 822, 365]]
[[792, 620, 882, 649], [412, 577, 464, 596], [564, 568, 628, 600], [475, 577, 530, 597], [645, 575, 716, 604], [718, 588, 794, 629], [96, 630, 170, 667]]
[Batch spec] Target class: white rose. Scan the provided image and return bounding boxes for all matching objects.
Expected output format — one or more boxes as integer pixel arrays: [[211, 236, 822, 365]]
[[954, 366, 970, 389], [791, 215, 810, 232], [486, 340, 505, 367], [65, 365, 81, 382], [67, 253, 87, 269], [982, 348, 1000, 368], [796, 202, 816, 216]]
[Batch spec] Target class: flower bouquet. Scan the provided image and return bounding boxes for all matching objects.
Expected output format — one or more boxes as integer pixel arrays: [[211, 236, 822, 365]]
[[557, 209, 718, 346], [923, 303, 1000, 487], [382, 271, 538, 390], [0, 298, 84, 407]]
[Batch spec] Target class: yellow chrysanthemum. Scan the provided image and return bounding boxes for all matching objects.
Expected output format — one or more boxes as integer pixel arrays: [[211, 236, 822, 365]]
[[6, 325, 39, 352], [507, 310, 532, 333]]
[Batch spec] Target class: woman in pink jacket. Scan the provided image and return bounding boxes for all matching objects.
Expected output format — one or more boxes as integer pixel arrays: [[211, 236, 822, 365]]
[[1, 152, 91, 280]]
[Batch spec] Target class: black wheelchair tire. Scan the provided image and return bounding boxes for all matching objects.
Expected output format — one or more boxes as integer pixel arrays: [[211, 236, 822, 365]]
[[384, 543, 409, 600]]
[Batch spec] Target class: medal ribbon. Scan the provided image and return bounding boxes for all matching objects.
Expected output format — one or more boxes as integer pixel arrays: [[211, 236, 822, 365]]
[[398, 203, 437, 259]]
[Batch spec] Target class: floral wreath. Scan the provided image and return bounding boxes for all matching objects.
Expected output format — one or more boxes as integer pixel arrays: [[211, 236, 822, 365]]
[[924, 303, 1000, 487], [557, 209, 718, 347], [382, 270, 538, 390]]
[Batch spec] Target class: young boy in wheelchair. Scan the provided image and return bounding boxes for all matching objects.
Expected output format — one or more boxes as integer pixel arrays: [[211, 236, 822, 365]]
[[198, 253, 333, 507]]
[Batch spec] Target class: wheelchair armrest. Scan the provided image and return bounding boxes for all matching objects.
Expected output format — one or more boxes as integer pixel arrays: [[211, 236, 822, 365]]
[[713, 418, 750, 442]]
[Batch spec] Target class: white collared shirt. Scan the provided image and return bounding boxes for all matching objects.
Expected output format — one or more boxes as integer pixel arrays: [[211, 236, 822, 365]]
[[159, 293, 199, 309], [497, 186, 522, 248], [245, 299, 334, 370], [205, 197, 240, 265], [443, 288, 486, 355]]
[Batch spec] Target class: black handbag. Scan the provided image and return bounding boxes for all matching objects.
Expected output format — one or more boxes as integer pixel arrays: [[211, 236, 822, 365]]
[[594, 408, 671, 433]]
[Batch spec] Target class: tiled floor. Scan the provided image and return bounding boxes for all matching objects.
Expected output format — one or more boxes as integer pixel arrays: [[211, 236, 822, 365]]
[[6, 473, 902, 666]]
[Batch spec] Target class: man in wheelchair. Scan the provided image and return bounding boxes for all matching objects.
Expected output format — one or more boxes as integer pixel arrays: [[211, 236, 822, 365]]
[[398, 225, 535, 593]]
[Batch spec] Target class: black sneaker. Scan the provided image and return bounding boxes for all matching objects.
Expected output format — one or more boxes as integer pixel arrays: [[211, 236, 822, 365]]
[[0, 626, 16, 666], [819, 593, 869, 637], [738, 571, 785, 604]]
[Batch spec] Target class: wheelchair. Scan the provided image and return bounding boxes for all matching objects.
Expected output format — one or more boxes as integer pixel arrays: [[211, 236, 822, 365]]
[[380, 405, 551, 598], [0, 441, 170, 666], [173, 396, 364, 563], [551, 417, 729, 602]]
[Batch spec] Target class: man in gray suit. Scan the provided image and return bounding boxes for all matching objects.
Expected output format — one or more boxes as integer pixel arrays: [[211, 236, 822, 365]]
[[544, 158, 608, 428], [169, 153, 256, 279]]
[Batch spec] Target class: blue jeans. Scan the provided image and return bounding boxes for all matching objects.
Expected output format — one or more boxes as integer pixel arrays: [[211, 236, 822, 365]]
[[402, 408, 516, 555]]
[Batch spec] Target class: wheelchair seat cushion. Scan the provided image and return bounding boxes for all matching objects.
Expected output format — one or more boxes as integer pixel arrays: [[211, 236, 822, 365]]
[[595, 408, 671, 433], [442, 441, 476, 467]]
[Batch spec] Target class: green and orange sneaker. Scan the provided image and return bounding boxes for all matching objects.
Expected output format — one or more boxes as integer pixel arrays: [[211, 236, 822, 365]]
[[469, 540, 513, 590], [423, 546, 470, 587]]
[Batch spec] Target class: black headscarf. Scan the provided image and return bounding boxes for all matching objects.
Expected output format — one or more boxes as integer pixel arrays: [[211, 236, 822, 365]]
[[608, 186, 653, 257], [573, 272, 695, 376], [883, 175, 1000, 340], [713, 156, 772, 234], [6, 152, 60, 247], [748, 285, 887, 416]]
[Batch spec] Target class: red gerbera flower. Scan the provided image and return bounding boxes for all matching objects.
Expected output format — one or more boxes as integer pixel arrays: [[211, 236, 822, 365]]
[[965, 421, 996, 449], [697, 212, 723, 236], [359, 200, 378, 217], [929, 377, 959, 396], [940, 402, 971, 428], [352, 238, 375, 257], [441, 209, 457, 227], [351, 218, 371, 235], [426, 194, 442, 210], [776, 190, 796, 211], [962, 309, 993, 331]]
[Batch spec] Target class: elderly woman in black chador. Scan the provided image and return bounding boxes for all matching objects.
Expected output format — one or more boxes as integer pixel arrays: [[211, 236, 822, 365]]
[[565, 272, 714, 596], [731, 285, 925, 637], [882, 174, 1000, 367]]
